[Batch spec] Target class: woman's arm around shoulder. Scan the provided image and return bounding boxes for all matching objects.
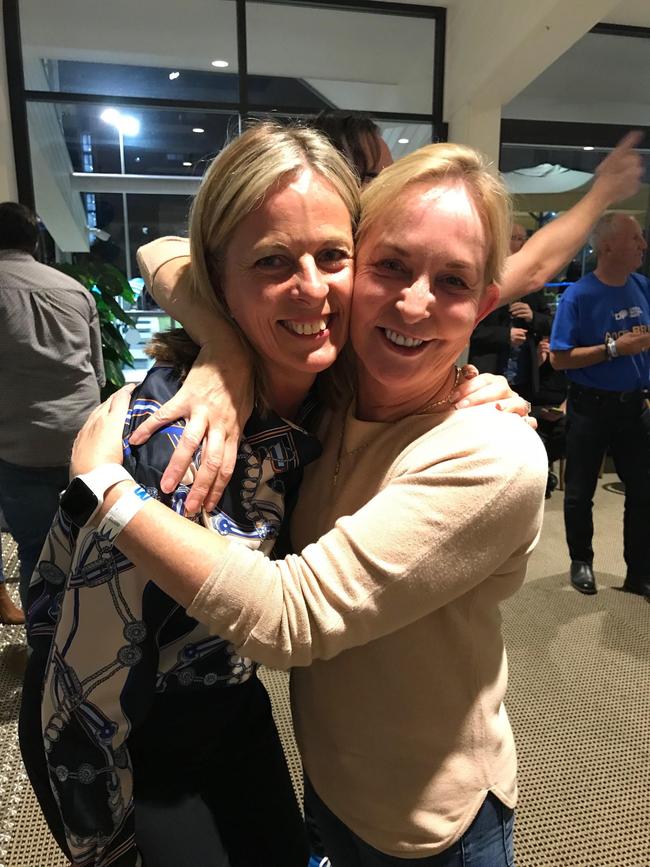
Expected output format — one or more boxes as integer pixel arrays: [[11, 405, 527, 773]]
[[189, 406, 547, 667]]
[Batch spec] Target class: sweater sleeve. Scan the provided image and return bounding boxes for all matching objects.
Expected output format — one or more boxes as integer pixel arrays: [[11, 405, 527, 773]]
[[189, 412, 547, 669], [136, 236, 190, 306]]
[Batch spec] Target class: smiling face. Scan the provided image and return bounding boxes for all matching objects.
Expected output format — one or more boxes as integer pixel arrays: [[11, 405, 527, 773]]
[[221, 168, 354, 408], [351, 180, 499, 419]]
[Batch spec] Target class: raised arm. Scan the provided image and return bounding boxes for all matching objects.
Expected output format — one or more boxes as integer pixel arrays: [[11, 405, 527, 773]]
[[499, 131, 644, 305], [135, 238, 254, 511]]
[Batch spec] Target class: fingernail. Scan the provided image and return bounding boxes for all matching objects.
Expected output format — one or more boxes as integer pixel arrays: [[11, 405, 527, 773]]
[[160, 478, 174, 494], [456, 399, 469, 408], [129, 433, 141, 445], [450, 391, 460, 403]]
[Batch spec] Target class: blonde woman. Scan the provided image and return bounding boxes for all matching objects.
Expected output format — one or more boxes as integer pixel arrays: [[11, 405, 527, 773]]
[[22, 122, 360, 867], [70, 141, 548, 865]]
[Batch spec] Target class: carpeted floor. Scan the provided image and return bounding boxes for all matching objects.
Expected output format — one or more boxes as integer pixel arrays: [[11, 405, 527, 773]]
[[0, 472, 648, 867]]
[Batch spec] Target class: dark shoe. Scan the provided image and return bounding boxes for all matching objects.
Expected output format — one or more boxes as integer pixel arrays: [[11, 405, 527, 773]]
[[621, 577, 650, 598], [545, 471, 558, 499], [570, 561, 597, 595]]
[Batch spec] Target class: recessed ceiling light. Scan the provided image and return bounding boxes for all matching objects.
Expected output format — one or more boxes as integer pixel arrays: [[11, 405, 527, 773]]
[[398, 137, 410, 144], [183, 161, 192, 167], [134, 156, 141, 162], [583, 146, 594, 151], [169, 71, 180, 80], [192, 127, 205, 134], [211, 59, 229, 68]]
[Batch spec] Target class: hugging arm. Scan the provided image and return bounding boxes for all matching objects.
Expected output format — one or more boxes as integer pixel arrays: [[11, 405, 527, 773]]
[[88, 394, 545, 670], [499, 131, 644, 305], [136, 238, 254, 511]]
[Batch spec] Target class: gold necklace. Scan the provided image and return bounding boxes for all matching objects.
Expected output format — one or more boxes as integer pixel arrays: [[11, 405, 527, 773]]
[[332, 366, 462, 488], [416, 365, 463, 413]]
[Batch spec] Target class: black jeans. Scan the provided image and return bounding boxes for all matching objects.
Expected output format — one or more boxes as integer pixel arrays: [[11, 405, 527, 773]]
[[564, 387, 650, 579], [20, 669, 308, 867], [129, 677, 309, 867]]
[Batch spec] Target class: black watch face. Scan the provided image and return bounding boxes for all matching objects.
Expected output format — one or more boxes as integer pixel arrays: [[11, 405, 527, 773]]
[[59, 478, 99, 527]]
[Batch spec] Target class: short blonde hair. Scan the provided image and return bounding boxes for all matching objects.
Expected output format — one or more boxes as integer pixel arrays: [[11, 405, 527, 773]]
[[358, 142, 511, 287]]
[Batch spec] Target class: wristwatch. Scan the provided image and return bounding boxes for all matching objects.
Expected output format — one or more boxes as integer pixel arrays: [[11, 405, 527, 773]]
[[59, 464, 133, 528], [605, 337, 619, 361]]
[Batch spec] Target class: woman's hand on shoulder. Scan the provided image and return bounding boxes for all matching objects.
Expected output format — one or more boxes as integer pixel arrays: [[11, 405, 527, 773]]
[[71, 385, 135, 477], [128, 342, 254, 513], [451, 368, 537, 429]]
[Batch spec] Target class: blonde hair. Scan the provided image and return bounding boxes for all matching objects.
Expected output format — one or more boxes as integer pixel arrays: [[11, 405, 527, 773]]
[[358, 142, 511, 287], [186, 120, 359, 407]]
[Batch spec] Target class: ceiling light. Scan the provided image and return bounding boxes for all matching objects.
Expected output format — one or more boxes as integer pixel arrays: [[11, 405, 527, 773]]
[[134, 156, 141, 162], [183, 161, 192, 167], [211, 59, 229, 68], [398, 137, 409, 144], [169, 71, 180, 80], [583, 146, 594, 151], [100, 108, 140, 137], [192, 127, 205, 134]]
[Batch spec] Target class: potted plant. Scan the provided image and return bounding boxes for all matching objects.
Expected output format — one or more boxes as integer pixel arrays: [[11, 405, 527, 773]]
[[53, 261, 137, 398]]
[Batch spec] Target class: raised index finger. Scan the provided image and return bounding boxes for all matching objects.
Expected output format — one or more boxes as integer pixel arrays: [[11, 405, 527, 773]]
[[614, 130, 643, 152]]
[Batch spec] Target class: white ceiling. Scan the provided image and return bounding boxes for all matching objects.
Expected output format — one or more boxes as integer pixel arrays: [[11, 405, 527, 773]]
[[503, 28, 650, 126], [17, 0, 650, 129]]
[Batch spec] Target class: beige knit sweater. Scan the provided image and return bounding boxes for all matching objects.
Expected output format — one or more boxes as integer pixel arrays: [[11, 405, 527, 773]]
[[189, 401, 547, 857]]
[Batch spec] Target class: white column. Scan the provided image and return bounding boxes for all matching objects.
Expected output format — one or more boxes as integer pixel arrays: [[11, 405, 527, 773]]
[[0, 14, 18, 201], [447, 103, 502, 167], [445, 0, 623, 161]]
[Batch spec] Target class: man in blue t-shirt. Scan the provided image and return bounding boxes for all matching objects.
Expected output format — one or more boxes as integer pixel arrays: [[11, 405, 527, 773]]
[[550, 213, 650, 598]]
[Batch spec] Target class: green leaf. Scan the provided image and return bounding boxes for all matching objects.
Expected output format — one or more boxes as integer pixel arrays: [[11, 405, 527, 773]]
[[104, 357, 125, 388]]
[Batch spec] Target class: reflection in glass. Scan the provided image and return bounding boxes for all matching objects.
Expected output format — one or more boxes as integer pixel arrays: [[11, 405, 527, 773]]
[[247, 3, 435, 114], [20, 0, 239, 102]]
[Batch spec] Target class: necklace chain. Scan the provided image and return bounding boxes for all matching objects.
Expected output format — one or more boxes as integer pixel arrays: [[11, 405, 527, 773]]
[[332, 366, 462, 488]]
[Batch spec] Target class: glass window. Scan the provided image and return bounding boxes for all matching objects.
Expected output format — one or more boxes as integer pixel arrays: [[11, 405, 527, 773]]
[[20, 0, 239, 102], [27, 101, 237, 178], [376, 121, 433, 160], [246, 3, 436, 114]]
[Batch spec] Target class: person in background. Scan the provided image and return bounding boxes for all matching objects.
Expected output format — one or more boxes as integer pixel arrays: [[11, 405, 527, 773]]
[[531, 337, 568, 498], [313, 111, 393, 185], [469, 222, 553, 401], [550, 212, 650, 597], [0, 203, 105, 613]]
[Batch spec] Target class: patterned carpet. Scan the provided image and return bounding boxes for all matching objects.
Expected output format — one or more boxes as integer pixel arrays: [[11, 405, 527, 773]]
[[1, 472, 648, 867]]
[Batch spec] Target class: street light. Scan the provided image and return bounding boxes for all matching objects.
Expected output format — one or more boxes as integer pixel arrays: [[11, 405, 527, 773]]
[[100, 108, 141, 278]]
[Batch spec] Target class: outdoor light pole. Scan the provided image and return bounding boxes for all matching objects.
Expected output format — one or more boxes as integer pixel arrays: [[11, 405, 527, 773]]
[[117, 127, 132, 280], [101, 108, 138, 280]]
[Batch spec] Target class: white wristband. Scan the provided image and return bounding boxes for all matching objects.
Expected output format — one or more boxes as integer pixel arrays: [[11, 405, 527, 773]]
[[97, 485, 152, 543]]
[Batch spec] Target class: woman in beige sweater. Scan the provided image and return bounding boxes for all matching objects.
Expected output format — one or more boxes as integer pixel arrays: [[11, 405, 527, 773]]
[[68, 143, 547, 865]]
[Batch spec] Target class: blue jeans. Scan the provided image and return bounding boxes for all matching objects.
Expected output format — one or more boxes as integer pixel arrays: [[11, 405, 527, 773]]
[[0, 458, 69, 610], [304, 778, 515, 867]]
